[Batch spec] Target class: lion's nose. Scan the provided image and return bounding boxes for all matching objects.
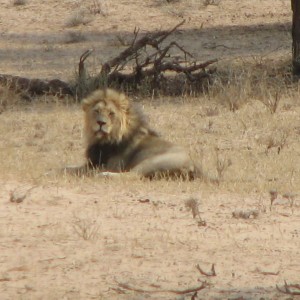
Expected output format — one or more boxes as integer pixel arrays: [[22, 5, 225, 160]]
[[97, 121, 106, 126]]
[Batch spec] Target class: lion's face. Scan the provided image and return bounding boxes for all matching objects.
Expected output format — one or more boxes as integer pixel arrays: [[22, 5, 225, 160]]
[[82, 89, 130, 143], [87, 100, 122, 141]]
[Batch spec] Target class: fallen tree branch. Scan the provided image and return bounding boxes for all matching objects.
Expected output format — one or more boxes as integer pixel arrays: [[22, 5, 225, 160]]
[[101, 20, 186, 75], [196, 264, 217, 277], [0, 74, 73, 97], [79, 20, 217, 96], [115, 280, 208, 295]]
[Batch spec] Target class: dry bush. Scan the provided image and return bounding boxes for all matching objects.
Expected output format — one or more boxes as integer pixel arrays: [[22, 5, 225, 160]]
[[202, 0, 221, 6], [185, 198, 206, 226], [215, 151, 232, 182], [12, 0, 27, 6], [72, 215, 100, 240], [64, 31, 87, 44], [258, 92, 280, 114], [65, 9, 93, 27], [265, 130, 289, 154]]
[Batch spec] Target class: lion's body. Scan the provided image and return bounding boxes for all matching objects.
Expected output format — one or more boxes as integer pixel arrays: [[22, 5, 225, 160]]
[[68, 89, 201, 179]]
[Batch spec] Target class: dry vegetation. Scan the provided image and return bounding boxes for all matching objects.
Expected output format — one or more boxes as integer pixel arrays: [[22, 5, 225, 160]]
[[0, 0, 299, 299]]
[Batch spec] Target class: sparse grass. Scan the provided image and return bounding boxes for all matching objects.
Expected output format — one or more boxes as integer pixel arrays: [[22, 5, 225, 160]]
[[88, 0, 108, 16], [72, 215, 100, 240]]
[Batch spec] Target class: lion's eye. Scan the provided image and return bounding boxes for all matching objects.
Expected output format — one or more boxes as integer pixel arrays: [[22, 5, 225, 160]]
[[109, 112, 115, 117]]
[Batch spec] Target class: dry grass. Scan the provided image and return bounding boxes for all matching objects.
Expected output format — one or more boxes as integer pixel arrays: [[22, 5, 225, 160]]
[[87, 0, 109, 16], [0, 59, 299, 193], [72, 214, 101, 240]]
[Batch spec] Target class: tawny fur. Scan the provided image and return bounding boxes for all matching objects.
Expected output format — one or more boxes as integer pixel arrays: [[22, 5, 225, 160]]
[[66, 88, 203, 180]]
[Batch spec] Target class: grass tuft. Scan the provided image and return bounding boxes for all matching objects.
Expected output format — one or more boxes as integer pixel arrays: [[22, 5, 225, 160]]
[[12, 0, 27, 6], [64, 31, 87, 44], [65, 9, 93, 27]]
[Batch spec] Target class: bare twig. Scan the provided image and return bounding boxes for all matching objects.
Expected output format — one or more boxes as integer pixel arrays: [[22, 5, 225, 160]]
[[156, 19, 185, 44], [269, 189, 278, 208], [276, 280, 300, 295], [115, 280, 208, 295], [196, 264, 216, 277], [191, 291, 198, 300], [100, 30, 167, 74], [131, 27, 140, 46], [252, 267, 279, 276], [79, 48, 94, 77]]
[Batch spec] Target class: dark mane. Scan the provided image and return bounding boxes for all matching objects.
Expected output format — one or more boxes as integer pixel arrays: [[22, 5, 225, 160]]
[[86, 127, 158, 170]]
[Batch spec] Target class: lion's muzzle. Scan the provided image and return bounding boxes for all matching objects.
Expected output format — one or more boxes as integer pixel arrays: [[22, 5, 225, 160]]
[[93, 116, 110, 137], [97, 120, 106, 127]]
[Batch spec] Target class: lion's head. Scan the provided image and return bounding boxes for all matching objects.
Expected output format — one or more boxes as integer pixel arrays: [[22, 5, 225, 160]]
[[82, 89, 142, 144]]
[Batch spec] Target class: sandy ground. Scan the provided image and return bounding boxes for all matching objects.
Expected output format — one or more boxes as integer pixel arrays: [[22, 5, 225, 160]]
[[0, 1, 299, 299]]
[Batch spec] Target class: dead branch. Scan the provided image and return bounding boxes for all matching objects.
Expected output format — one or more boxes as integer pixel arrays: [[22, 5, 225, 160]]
[[276, 280, 300, 295], [115, 280, 208, 295], [252, 268, 279, 276], [79, 48, 94, 77], [101, 20, 186, 75], [83, 20, 217, 96], [196, 264, 216, 277]]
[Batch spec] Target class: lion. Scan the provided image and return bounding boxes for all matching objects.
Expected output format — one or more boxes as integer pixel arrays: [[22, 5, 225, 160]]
[[65, 88, 205, 180]]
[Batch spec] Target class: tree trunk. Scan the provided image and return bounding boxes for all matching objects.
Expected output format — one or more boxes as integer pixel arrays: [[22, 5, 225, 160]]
[[292, 0, 300, 75]]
